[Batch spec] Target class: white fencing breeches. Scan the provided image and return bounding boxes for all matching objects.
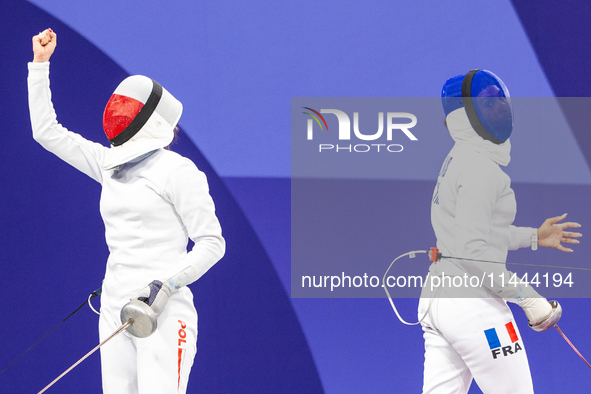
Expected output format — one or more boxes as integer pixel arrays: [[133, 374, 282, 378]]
[[419, 295, 534, 394], [99, 292, 198, 394]]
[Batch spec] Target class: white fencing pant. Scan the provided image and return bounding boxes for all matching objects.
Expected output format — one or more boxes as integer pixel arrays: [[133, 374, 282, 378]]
[[418, 294, 534, 394], [99, 290, 198, 394]]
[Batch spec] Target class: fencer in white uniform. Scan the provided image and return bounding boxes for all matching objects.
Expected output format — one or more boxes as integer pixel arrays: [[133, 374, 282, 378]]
[[419, 69, 581, 393], [28, 29, 225, 393]]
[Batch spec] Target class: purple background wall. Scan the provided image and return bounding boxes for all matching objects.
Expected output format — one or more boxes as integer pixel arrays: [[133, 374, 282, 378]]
[[0, 0, 590, 392]]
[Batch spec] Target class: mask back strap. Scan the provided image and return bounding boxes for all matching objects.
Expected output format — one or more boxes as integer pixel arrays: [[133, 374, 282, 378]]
[[109, 79, 163, 147], [461, 69, 503, 145]]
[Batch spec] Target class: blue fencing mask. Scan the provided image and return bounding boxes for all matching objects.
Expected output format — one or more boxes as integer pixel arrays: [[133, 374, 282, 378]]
[[441, 69, 513, 144]]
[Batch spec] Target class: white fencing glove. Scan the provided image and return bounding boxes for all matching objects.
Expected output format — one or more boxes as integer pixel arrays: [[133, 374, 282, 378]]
[[516, 297, 552, 325], [498, 271, 561, 332], [515, 298, 562, 332], [135, 280, 172, 315]]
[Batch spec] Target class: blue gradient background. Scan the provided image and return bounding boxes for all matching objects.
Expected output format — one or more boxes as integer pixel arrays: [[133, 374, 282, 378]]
[[1, 0, 590, 392]]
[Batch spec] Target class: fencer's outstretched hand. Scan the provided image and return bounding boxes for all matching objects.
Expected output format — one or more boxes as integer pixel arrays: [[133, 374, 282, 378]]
[[537, 213, 582, 252], [32, 28, 57, 63], [134, 280, 172, 315]]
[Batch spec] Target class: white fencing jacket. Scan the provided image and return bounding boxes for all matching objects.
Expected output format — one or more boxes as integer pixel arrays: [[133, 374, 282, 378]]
[[430, 108, 537, 299], [28, 62, 225, 314]]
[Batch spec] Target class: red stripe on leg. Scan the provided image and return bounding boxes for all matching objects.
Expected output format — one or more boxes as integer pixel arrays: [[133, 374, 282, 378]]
[[178, 348, 183, 391]]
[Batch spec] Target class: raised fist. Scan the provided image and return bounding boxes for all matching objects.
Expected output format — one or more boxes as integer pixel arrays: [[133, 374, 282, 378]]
[[32, 28, 57, 63]]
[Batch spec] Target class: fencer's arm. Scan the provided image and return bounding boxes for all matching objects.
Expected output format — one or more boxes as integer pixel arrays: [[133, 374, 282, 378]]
[[28, 31, 106, 183], [161, 158, 225, 290], [28, 63, 106, 183]]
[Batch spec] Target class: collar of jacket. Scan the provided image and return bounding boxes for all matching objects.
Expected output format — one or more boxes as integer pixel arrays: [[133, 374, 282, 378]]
[[446, 108, 511, 167]]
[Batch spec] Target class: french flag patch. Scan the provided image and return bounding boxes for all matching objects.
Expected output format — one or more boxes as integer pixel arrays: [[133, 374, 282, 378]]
[[484, 322, 522, 359]]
